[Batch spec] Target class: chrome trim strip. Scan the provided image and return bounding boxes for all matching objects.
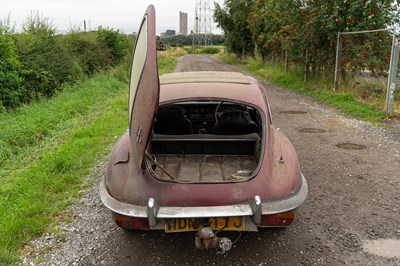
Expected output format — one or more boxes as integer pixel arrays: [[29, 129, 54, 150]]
[[99, 174, 308, 219]]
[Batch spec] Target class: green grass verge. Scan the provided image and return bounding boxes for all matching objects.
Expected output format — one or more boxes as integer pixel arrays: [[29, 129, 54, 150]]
[[183, 45, 224, 55], [217, 55, 387, 122], [216, 53, 244, 65], [0, 54, 177, 264]]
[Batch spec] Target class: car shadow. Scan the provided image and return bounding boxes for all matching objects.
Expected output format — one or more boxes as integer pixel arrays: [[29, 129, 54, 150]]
[[109, 227, 292, 265]]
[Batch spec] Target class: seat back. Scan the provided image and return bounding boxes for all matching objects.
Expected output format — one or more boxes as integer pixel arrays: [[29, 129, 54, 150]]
[[154, 105, 193, 135], [213, 111, 258, 135]]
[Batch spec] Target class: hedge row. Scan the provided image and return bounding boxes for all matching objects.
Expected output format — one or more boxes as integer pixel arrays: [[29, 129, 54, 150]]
[[0, 14, 132, 110]]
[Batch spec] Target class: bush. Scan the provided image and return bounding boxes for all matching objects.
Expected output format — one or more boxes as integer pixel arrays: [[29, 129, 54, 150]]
[[198, 47, 221, 54], [63, 31, 114, 75], [14, 12, 73, 99], [97, 27, 129, 63], [19, 67, 57, 100], [0, 22, 23, 109], [1, 13, 133, 110], [69, 60, 85, 81]]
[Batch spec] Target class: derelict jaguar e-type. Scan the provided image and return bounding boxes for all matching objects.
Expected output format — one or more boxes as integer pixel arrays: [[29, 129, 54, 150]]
[[100, 5, 307, 253]]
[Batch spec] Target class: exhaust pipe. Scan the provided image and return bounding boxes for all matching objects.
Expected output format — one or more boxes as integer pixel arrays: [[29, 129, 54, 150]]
[[195, 227, 233, 253]]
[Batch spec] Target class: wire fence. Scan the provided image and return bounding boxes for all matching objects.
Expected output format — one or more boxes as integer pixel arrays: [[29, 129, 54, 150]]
[[334, 28, 399, 115]]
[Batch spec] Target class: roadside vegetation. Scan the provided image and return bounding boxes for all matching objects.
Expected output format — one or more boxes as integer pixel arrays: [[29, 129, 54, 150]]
[[157, 47, 187, 75], [214, 0, 400, 120], [0, 27, 183, 264], [0, 12, 132, 111], [161, 33, 224, 47], [184, 45, 223, 55], [217, 51, 394, 121], [241, 57, 387, 122]]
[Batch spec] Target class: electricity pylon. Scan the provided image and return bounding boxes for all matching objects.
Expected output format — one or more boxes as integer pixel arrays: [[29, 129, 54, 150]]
[[192, 0, 212, 46]]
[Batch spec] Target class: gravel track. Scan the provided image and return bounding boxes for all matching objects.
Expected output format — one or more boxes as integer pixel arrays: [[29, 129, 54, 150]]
[[21, 54, 400, 266]]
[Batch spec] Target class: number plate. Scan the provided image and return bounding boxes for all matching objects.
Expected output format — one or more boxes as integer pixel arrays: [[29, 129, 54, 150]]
[[165, 217, 244, 232]]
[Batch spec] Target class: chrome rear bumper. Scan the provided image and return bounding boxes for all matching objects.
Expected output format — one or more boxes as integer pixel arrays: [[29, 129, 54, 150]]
[[99, 174, 308, 230]]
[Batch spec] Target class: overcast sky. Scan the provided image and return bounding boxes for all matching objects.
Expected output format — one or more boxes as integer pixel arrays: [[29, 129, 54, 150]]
[[0, 0, 224, 35]]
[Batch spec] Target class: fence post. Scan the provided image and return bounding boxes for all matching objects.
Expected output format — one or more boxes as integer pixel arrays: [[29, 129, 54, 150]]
[[304, 48, 308, 82], [285, 49, 288, 73], [272, 50, 275, 66], [386, 35, 399, 116], [334, 32, 342, 91]]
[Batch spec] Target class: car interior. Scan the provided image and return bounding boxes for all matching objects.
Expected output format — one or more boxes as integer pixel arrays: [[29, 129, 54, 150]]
[[146, 100, 264, 183]]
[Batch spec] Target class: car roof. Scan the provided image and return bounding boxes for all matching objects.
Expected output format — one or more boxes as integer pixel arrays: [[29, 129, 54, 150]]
[[160, 71, 251, 85], [159, 71, 268, 110]]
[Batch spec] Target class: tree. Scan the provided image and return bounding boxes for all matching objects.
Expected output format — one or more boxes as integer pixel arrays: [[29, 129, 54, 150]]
[[246, 0, 400, 76], [299, 0, 399, 76], [213, 0, 254, 57], [248, 0, 303, 62]]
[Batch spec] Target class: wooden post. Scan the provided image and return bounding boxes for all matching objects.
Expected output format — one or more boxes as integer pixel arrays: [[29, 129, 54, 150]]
[[285, 49, 288, 73], [304, 49, 308, 82], [386, 35, 399, 116], [334, 33, 344, 91]]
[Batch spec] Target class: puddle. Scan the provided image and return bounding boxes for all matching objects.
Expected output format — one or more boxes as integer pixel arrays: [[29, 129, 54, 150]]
[[280, 111, 308, 114], [299, 128, 326, 133], [336, 143, 367, 150], [363, 239, 400, 258]]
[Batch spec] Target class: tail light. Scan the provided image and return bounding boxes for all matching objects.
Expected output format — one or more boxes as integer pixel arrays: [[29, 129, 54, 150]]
[[112, 213, 149, 230], [259, 210, 296, 227]]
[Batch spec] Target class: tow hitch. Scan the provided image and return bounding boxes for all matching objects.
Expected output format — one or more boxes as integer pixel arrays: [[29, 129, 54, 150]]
[[195, 227, 233, 254]]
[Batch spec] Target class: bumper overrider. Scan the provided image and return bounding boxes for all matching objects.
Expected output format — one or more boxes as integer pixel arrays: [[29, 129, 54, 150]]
[[99, 174, 308, 231]]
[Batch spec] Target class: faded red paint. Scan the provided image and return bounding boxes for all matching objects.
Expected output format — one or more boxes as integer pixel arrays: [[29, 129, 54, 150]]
[[129, 5, 159, 169], [159, 77, 268, 113], [104, 4, 302, 210], [106, 122, 301, 207]]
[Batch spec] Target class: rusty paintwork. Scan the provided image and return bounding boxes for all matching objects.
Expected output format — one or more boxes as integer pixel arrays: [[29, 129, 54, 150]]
[[106, 128, 300, 207], [102, 5, 305, 224], [128, 4, 159, 171], [106, 75, 302, 206]]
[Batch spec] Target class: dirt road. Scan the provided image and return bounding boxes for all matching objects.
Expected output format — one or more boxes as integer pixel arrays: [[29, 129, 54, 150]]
[[22, 55, 400, 266]]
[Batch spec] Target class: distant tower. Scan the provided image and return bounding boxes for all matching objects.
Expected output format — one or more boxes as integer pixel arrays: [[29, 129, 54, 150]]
[[192, 0, 212, 46], [179, 11, 188, 35]]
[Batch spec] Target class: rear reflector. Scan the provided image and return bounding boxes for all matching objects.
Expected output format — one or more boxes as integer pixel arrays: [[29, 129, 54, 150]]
[[260, 210, 296, 227], [113, 213, 150, 230]]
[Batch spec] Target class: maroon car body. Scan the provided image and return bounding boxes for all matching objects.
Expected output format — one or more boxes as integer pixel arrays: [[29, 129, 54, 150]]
[[100, 5, 307, 248]]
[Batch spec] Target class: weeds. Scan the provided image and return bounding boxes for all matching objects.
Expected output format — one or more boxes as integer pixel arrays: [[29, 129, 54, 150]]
[[217, 53, 244, 65], [157, 47, 187, 75], [0, 48, 178, 264], [198, 46, 222, 54], [218, 55, 389, 122], [0, 75, 127, 264]]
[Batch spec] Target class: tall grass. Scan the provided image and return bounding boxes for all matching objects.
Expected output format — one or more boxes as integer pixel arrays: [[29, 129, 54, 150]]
[[217, 53, 243, 65], [0, 74, 128, 264], [0, 49, 179, 264], [217, 54, 388, 122], [157, 47, 187, 75]]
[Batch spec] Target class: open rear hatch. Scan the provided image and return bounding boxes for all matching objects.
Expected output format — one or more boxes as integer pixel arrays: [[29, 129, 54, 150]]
[[126, 7, 263, 184], [128, 5, 159, 174]]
